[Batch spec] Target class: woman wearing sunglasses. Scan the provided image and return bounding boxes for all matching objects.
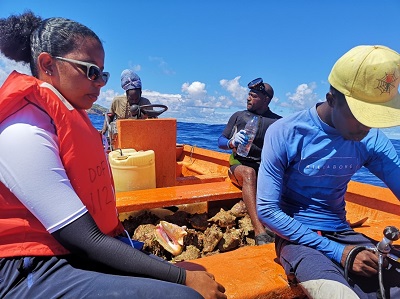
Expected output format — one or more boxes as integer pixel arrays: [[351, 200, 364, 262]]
[[0, 11, 226, 299]]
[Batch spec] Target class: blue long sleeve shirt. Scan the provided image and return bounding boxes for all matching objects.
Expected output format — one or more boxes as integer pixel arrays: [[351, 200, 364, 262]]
[[257, 104, 400, 263]]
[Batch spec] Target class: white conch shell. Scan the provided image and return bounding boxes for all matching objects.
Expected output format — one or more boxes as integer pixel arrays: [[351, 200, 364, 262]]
[[155, 221, 187, 255]]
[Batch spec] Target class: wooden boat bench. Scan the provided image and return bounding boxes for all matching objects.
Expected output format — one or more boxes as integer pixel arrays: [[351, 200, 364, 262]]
[[116, 180, 242, 213], [178, 244, 306, 299]]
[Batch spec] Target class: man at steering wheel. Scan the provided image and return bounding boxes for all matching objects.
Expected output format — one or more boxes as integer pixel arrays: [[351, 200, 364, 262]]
[[101, 69, 152, 135]]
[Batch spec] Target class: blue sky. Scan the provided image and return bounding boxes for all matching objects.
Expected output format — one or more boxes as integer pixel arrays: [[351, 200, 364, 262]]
[[1, 0, 400, 137]]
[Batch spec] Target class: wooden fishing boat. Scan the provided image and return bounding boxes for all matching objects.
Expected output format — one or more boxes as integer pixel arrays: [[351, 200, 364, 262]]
[[111, 118, 400, 299]]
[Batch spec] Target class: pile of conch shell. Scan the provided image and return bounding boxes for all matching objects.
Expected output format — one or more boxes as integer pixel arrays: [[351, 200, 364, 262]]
[[122, 200, 255, 261]]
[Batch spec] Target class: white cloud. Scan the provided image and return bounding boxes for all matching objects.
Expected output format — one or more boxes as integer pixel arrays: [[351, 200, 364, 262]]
[[96, 89, 121, 108], [118, 65, 141, 76], [0, 54, 31, 86], [180, 79, 242, 111], [283, 82, 322, 112], [131, 65, 141, 72], [181, 81, 207, 100], [215, 95, 233, 108], [103, 80, 232, 123], [142, 90, 183, 113], [220, 76, 248, 106], [149, 56, 175, 75]]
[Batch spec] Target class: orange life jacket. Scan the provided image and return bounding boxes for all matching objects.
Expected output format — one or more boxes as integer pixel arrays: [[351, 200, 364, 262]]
[[0, 71, 124, 257]]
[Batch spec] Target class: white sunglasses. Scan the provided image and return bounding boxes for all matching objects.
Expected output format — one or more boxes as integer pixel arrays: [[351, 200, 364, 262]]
[[55, 56, 110, 84]]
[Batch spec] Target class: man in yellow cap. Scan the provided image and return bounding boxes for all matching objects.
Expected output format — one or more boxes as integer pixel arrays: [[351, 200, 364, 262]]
[[257, 45, 400, 298]]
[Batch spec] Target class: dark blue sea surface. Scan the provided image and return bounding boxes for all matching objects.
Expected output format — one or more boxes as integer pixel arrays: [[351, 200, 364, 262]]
[[90, 114, 400, 188]]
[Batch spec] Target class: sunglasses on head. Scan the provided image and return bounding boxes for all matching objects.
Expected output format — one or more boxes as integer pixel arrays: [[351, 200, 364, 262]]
[[248, 77, 272, 98], [55, 56, 110, 84]]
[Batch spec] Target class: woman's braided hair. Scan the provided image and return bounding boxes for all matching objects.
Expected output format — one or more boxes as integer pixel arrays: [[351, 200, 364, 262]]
[[0, 10, 102, 77]]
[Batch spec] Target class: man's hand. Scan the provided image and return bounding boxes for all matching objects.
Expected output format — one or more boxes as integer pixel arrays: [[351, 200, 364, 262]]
[[340, 245, 379, 277], [230, 129, 248, 148], [185, 270, 227, 299]]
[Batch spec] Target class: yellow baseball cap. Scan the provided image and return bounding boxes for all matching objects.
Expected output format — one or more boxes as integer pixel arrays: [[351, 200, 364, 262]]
[[328, 45, 400, 128]]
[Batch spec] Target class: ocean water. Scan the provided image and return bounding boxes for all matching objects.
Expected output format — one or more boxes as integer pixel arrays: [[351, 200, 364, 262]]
[[90, 114, 400, 188]]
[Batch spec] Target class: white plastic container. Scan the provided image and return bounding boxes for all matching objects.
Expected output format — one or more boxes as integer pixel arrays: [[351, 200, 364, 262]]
[[109, 149, 156, 192]]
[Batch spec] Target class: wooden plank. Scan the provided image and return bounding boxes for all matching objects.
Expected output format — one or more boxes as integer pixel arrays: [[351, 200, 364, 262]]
[[346, 181, 400, 241], [116, 181, 242, 213], [178, 244, 304, 299]]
